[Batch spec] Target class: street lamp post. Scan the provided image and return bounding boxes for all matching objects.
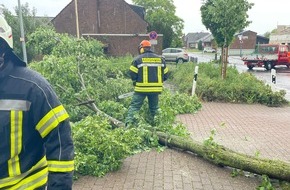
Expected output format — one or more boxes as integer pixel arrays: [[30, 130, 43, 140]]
[[18, 0, 27, 63]]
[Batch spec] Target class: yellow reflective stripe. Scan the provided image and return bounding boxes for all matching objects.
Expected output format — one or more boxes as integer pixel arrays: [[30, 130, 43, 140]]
[[143, 66, 148, 84], [36, 105, 69, 138], [141, 57, 162, 63], [8, 156, 20, 177], [47, 160, 74, 172], [13, 167, 48, 190], [8, 111, 22, 177], [0, 156, 47, 188], [136, 82, 163, 87], [158, 66, 162, 83], [130, 65, 138, 73], [134, 86, 163, 92], [164, 67, 169, 74]]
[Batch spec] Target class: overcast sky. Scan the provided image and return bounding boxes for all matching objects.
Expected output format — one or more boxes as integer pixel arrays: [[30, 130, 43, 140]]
[[3, 0, 289, 35]]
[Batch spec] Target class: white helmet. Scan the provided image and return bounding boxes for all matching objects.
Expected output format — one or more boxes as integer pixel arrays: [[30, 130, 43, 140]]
[[0, 14, 13, 49]]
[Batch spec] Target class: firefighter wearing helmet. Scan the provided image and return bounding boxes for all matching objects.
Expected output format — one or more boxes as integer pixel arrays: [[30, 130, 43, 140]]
[[0, 15, 74, 189], [125, 40, 169, 126]]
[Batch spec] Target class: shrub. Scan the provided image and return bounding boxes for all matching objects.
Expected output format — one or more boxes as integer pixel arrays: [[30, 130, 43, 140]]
[[169, 62, 288, 106]]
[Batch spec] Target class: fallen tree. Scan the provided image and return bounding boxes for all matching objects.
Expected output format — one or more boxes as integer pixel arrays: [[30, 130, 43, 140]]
[[157, 132, 290, 182], [70, 90, 290, 182], [58, 62, 290, 183]]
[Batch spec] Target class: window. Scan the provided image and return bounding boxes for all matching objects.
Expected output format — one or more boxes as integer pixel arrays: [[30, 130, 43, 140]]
[[162, 49, 171, 53], [171, 49, 178, 53], [256, 45, 278, 54]]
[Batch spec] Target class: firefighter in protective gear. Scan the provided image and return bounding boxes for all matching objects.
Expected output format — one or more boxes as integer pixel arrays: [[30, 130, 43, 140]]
[[0, 15, 74, 189], [125, 40, 168, 126]]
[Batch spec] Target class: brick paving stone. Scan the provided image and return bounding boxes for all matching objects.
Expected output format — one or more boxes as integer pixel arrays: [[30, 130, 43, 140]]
[[73, 102, 290, 190], [178, 102, 290, 164]]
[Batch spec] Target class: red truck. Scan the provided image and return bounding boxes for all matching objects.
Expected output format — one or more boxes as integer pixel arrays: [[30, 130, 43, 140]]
[[241, 44, 290, 70]]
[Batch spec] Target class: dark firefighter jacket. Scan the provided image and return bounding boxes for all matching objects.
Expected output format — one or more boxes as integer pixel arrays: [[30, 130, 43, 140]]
[[129, 50, 168, 93], [0, 51, 74, 189]]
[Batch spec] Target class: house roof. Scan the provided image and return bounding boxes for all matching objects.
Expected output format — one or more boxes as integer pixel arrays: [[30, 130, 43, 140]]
[[51, 0, 73, 22], [52, 0, 146, 22], [128, 4, 145, 20], [199, 33, 214, 43], [185, 32, 210, 43], [235, 30, 257, 36], [235, 30, 269, 40]]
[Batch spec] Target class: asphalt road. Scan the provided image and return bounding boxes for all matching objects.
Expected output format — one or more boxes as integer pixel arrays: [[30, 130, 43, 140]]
[[189, 52, 290, 101]]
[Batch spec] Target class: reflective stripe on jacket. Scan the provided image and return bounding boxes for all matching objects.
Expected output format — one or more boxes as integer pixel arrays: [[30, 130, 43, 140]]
[[129, 51, 168, 93], [0, 57, 74, 189]]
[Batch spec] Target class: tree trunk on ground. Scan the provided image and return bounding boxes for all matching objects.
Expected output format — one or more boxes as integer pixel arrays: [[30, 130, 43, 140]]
[[68, 92, 290, 182], [69, 95, 290, 182], [61, 74, 290, 182], [157, 132, 290, 182]]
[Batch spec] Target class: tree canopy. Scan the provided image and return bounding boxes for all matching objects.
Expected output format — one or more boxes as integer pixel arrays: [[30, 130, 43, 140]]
[[132, 0, 184, 48], [200, 0, 253, 79], [2, 3, 52, 62], [200, 0, 253, 47]]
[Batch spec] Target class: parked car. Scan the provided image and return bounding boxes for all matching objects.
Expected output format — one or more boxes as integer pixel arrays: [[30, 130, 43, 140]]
[[162, 48, 189, 63], [203, 47, 216, 53]]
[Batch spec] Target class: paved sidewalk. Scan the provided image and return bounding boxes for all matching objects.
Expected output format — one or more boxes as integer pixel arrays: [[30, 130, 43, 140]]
[[73, 102, 290, 190]]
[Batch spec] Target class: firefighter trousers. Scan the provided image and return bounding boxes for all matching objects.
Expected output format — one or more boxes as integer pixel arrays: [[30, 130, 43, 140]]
[[125, 92, 159, 126]]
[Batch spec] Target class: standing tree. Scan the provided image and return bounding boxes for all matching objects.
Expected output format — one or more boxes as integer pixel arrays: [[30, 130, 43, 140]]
[[198, 40, 203, 51], [264, 28, 277, 38], [200, 0, 253, 79], [132, 0, 184, 49]]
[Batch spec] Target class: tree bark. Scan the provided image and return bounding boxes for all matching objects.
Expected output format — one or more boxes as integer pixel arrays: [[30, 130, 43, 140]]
[[157, 132, 290, 182]]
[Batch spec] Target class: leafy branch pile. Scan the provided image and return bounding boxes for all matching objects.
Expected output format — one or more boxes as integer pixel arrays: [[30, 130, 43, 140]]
[[169, 62, 288, 107], [28, 27, 202, 177]]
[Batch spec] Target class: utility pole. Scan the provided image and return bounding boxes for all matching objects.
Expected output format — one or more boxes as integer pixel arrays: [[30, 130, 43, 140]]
[[75, 0, 80, 39], [18, 0, 27, 63]]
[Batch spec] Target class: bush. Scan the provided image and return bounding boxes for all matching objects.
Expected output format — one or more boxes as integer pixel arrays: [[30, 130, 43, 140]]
[[169, 62, 288, 107]]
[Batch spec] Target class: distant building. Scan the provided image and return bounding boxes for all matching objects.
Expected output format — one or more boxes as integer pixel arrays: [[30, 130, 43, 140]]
[[199, 33, 214, 48], [52, 0, 163, 56], [269, 25, 290, 46], [229, 30, 269, 55], [184, 32, 211, 49]]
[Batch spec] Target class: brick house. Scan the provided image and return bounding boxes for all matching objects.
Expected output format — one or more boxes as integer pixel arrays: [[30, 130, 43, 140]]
[[229, 30, 269, 56], [52, 0, 163, 56]]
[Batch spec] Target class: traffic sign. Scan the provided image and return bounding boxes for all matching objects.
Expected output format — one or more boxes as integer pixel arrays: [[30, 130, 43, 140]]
[[149, 31, 158, 40], [150, 39, 157, 45]]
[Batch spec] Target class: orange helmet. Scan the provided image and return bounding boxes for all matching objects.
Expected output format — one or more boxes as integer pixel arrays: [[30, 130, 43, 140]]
[[139, 40, 151, 48], [138, 40, 151, 54]]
